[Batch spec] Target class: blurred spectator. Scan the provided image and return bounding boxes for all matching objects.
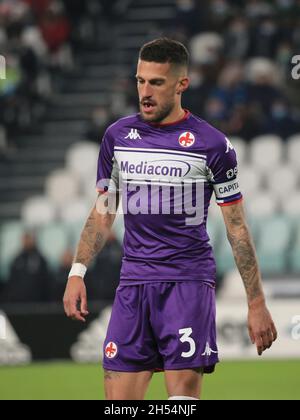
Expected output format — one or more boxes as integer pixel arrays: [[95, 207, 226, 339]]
[[85, 107, 114, 144], [0, 0, 57, 139], [211, 62, 248, 110], [246, 58, 284, 116], [249, 17, 280, 58], [245, 0, 273, 19], [23, 0, 52, 17], [204, 97, 228, 129], [225, 103, 265, 140], [0, 54, 21, 97], [190, 32, 224, 66], [90, 234, 123, 301], [175, 0, 205, 37], [51, 248, 73, 302], [40, 2, 70, 53], [0, 125, 8, 161], [2, 232, 52, 303], [224, 17, 250, 59], [39, 1, 73, 71], [263, 99, 300, 138], [51, 235, 122, 303]]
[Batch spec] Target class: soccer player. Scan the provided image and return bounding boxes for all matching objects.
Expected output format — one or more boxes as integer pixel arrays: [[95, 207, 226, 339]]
[[63, 38, 277, 400]]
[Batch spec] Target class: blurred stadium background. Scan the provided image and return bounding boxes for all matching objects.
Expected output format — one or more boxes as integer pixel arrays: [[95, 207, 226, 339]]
[[0, 0, 300, 400]]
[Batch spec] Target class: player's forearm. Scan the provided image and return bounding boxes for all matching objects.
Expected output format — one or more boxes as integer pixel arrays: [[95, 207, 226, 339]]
[[227, 225, 265, 307], [74, 195, 117, 268]]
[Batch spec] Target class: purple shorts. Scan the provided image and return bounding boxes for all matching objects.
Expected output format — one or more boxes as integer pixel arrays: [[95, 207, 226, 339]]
[[103, 282, 219, 374]]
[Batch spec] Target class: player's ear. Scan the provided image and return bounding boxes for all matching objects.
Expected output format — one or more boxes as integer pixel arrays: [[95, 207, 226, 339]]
[[177, 77, 189, 95]]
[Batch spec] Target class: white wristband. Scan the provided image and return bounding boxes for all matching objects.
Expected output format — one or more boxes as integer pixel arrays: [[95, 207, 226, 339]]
[[69, 263, 87, 279]]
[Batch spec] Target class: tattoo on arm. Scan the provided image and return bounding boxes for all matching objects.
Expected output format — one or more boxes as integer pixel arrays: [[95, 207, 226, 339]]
[[225, 205, 264, 304], [75, 211, 107, 266], [74, 193, 118, 267]]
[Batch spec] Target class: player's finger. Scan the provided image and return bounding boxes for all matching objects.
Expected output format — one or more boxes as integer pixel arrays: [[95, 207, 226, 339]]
[[261, 330, 271, 350], [72, 311, 86, 323], [69, 298, 80, 319], [255, 335, 264, 356], [63, 297, 70, 317], [271, 323, 278, 342], [80, 293, 89, 316], [266, 329, 274, 348], [248, 326, 255, 345]]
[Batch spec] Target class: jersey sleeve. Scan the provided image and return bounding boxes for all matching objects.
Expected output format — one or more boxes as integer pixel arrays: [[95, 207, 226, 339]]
[[96, 129, 119, 193], [206, 134, 243, 206]]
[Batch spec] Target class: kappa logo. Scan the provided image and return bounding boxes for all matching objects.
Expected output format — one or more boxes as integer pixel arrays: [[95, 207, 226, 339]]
[[201, 342, 218, 357], [225, 137, 234, 154], [105, 342, 118, 359], [179, 132, 195, 148], [125, 129, 142, 140]]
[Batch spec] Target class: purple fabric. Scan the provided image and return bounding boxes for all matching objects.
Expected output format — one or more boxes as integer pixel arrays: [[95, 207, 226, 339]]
[[103, 282, 219, 374], [97, 112, 242, 284]]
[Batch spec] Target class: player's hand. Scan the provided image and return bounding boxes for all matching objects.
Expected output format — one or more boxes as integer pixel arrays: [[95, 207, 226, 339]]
[[248, 299, 278, 356], [63, 277, 89, 323]]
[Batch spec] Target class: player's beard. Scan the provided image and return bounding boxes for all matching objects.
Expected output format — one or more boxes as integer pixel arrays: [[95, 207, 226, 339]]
[[140, 100, 175, 124]]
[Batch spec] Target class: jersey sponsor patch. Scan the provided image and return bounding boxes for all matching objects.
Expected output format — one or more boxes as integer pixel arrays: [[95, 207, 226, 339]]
[[114, 148, 207, 184]]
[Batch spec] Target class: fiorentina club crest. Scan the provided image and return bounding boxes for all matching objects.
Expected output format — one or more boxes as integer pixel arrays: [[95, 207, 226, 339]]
[[179, 132, 195, 148], [105, 342, 118, 359]]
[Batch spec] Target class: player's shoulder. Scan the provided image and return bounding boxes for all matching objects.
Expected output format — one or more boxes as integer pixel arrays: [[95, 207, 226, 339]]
[[190, 113, 229, 154], [105, 114, 140, 136]]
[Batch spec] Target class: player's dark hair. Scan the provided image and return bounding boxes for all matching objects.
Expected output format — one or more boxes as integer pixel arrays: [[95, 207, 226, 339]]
[[139, 38, 189, 69]]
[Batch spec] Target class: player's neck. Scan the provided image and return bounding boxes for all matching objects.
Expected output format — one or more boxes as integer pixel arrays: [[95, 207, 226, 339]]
[[159, 107, 186, 125]]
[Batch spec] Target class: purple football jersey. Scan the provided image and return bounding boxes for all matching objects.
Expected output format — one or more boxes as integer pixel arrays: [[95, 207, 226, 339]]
[[96, 111, 242, 285]]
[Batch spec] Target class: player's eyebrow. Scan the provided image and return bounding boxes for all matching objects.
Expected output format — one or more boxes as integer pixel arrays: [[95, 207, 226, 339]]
[[136, 75, 166, 84]]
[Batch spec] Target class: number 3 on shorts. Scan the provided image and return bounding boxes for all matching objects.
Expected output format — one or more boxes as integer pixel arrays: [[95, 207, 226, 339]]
[[179, 328, 196, 358]]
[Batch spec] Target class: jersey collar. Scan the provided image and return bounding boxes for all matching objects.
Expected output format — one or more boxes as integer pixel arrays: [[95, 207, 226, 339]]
[[141, 109, 191, 128]]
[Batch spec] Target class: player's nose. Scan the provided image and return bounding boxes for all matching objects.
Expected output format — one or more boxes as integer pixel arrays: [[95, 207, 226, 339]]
[[141, 82, 153, 98]]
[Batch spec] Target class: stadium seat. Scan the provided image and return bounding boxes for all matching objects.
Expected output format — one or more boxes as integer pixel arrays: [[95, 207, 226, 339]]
[[246, 192, 278, 218], [0, 125, 7, 150], [246, 58, 281, 85], [207, 216, 222, 250], [246, 215, 260, 244], [22, 196, 56, 227], [231, 137, 248, 165], [190, 33, 224, 65], [287, 134, 300, 170], [21, 26, 48, 58], [0, 222, 24, 281], [239, 166, 262, 199], [59, 198, 90, 224], [45, 169, 79, 207], [65, 221, 85, 251], [213, 221, 236, 275], [82, 174, 99, 205], [37, 224, 69, 270], [208, 200, 222, 219], [66, 142, 99, 181], [218, 269, 248, 301], [289, 220, 300, 274], [281, 193, 300, 218], [256, 215, 292, 275], [250, 135, 283, 173], [112, 212, 125, 246], [266, 165, 298, 200]]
